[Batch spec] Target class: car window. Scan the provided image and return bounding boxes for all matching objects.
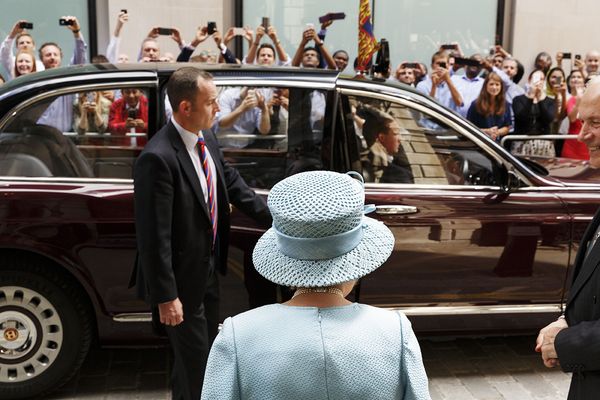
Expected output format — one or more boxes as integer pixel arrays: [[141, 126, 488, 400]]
[[345, 93, 500, 186], [0, 87, 151, 179], [214, 85, 329, 189]]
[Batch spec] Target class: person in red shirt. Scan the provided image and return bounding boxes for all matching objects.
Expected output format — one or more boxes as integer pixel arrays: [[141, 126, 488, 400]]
[[108, 88, 148, 134]]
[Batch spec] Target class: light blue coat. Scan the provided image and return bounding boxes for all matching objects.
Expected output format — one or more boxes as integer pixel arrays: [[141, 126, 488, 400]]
[[201, 303, 430, 399]]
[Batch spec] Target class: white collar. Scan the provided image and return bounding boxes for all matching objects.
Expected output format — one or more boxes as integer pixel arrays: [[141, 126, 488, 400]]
[[171, 116, 203, 152]]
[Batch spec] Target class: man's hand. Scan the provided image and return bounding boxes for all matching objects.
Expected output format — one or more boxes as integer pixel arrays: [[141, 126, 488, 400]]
[[240, 91, 258, 111], [114, 11, 128, 37], [243, 26, 254, 45], [9, 20, 27, 39], [147, 27, 160, 39], [267, 26, 278, 42], [255, 25, 266, 40], [301, 28, 315, 45], [213, 30, 223, 47], [535, 318, 568, 368], [62, 16, 81, 35], [158, 298, 184, 326], [190, 26, 209, 48], [256, 91, 267, 110], [320, 20, 333, 30], [223, 28, 235, 46], [170, 28, 183, 48]]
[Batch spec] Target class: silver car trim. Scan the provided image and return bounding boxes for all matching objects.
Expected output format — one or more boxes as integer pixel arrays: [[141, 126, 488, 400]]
[[0, 79, 158, 131], [214, 79, 335, 90], [112, 303, 562, 322], [113, 313, 152, 323], [385, 303, 562, 316]]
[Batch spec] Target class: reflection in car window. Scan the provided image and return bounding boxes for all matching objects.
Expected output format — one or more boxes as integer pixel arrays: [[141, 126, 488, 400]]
[[211, 85, 328, 189], [346, 94, 499, 186], [0, 87, 150, 179]]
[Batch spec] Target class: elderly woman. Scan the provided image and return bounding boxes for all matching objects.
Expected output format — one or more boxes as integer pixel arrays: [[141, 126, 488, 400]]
[[201, 170, 430, 399]]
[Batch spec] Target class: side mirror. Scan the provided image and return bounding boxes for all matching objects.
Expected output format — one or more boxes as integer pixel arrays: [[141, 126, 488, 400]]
[[499, 164, 521, 193]]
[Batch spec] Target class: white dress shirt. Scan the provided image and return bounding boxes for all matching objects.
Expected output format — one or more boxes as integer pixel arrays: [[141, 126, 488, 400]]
[[171, 117, 218, 223]]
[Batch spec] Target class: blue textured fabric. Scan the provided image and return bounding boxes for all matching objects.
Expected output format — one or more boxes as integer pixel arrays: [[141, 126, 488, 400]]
[[201, 303, 431, 400]]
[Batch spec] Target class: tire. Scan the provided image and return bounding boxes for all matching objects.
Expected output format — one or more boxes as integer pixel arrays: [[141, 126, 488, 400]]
[[0, 265, 93, 399]]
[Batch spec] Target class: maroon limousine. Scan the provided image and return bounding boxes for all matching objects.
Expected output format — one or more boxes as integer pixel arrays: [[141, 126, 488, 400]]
[[0, 63, 599, 399]]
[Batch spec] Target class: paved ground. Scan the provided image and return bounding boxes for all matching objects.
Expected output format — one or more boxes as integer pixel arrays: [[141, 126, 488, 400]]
[[46, 334, 570, 400]]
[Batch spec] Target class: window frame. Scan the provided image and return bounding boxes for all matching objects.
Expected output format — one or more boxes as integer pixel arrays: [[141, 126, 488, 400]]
[[0, 79, 158, 183]]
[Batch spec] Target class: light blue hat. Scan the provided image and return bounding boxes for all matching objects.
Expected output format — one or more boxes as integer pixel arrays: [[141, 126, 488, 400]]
[[253, 171, 394, 287]]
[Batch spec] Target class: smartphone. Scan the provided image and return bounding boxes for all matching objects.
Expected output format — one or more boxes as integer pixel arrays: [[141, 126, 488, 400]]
[[438, 62, 447, 69], [489, 47, 495, 56], [20, 22, 33, 29], [232, 27, 245, 36], [531, 72, 543, 85], [262, 17, 270, 29], [127, 109, 137, 119], [86, 93, 95, 103], [455, 57, 481, 67], [554, 76, 563, 85], [441, 44, 457, 50], [59, 18, 74, 26], [318, 12, 346, 23], [562, 52, 571, 59], [207, 22, 217, 35], [121, 9, 127, 14], [575, 54, 582, 60], [305, 22, 314, 30], [157, 27, 172, 36], [403, 62, 419, 69]]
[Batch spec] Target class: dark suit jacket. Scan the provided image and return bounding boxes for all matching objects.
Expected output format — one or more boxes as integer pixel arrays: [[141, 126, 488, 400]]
[[133, 121, 270, 309], [555, 207, 600, 400]]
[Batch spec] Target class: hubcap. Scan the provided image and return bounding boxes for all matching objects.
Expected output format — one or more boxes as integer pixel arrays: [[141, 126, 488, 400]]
[[0, 286, 63, 382]]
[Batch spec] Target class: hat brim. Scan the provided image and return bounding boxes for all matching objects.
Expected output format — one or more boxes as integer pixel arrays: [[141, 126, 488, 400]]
[[252, 216, 394, 288]]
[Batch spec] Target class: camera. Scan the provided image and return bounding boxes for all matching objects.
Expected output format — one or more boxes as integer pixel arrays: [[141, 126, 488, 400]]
[[127, 109, 137, 119], [207, 22, 217, 35], [59, 18, 74, 26], [441, 44, 457, 50], [372, 39, 390, 75], [575, 54, 582, 60], [86, 93, 95, 103], [121, 9, 127, 14], [262, 17, 270, 29], [562, 52, 572, 59], [157, 28, 172, 36], [20, 22, 33, 29], [403, 62, 419, 69], [438, 62, 447, 69]]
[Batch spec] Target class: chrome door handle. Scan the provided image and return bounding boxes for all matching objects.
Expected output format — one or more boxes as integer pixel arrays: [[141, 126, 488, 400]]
[[375, 205, 418, 215]]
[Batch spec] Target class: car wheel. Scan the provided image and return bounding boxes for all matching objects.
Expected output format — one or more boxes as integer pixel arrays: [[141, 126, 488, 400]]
[[0, 267, 92, 399]]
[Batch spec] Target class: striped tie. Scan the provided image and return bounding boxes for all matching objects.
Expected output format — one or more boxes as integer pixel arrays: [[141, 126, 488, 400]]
[[197, 136, 217, 247]]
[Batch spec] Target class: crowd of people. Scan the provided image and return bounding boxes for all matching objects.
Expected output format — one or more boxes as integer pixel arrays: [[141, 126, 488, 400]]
[[0, 11, 596, 160]]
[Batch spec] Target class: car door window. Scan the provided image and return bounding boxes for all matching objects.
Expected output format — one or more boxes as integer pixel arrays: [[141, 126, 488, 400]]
[[214, 85, 329, 189], [0, 87, 152, 179], [345, 93, 500, 186]]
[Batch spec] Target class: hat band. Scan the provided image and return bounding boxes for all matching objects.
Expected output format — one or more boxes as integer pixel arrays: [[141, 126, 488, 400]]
[[274, 220, 366, 261]]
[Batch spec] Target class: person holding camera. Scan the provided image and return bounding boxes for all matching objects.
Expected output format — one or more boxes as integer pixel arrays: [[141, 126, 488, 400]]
[[509, 69, 557, 157], [561, 70, 589, 160], [393, 63, 417, 86], [73, 91, 111, 135], [245, 22, 290, 66], [105, 10, 130, 64], [291, 25, 336, 69], [416, 50, 462, 111], [35, 16, 88, 133], [450, 54, 487, 118], [108, 88, 148, 138], [0, 20, 45, 78], [216, 87, 271, 148]]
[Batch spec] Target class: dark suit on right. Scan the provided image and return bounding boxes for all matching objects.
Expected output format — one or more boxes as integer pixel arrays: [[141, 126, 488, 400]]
[[555, 208, 600, 399]]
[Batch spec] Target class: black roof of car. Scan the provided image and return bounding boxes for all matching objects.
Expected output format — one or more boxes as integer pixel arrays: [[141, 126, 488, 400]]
[[0, 62, 425, 100]]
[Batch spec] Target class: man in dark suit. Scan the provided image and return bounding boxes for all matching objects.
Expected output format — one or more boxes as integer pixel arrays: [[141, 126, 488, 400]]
[[134, 67, 269, 400], [536, 79, 600, 399]]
